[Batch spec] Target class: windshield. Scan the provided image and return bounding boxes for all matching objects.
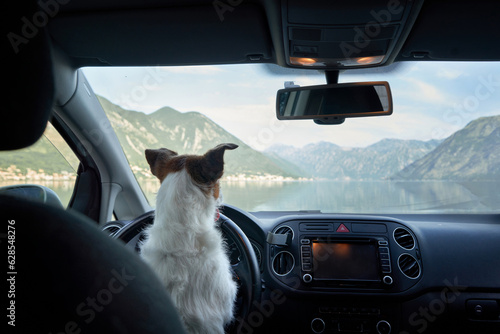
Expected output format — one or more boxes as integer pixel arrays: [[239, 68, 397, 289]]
[[83, 62, 500, 214]]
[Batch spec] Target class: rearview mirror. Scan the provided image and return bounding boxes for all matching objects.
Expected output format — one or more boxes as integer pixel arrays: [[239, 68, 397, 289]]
[[276, 82, 392, 124]]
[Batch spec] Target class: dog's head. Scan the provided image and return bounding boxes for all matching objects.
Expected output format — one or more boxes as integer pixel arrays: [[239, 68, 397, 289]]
[[145, 143, 238, 199]]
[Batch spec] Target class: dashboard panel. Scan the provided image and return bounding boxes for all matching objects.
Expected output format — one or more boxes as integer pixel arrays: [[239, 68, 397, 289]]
[[220, 205, 500, 334], [267, 219, 422, 294], [106, 206, 500, 334]]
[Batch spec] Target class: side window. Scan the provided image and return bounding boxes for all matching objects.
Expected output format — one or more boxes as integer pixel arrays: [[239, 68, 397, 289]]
[[0, 122, 79, 207]]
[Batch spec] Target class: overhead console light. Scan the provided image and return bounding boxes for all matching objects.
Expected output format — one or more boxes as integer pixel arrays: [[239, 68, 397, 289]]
[[289, 57, 318, 66], [355, 55, 385, 65], [283, 0, 424, 69], [290, 55, 384, 67]]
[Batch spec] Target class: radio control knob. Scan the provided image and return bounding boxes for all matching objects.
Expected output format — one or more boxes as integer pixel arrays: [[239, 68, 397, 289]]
[[383, 275, 393, 285], [376, 320, 391, 334], [303, 273, 313, 283], [311, 318, 325, 333]]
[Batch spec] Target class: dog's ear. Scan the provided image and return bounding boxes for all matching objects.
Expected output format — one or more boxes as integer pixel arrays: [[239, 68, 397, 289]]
[[145, 148, 178, 181], [187, 143, 238, 184]]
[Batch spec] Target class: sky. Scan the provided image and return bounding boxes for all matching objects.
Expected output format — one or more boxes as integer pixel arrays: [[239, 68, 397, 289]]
[[82, 62, 500, 151]]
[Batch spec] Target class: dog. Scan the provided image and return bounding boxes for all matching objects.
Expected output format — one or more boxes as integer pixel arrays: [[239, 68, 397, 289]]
[[140, 143, 238, 334]]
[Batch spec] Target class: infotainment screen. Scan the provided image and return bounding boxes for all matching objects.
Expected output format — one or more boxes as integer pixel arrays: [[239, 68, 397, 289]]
[[312, 242, 380, 281]]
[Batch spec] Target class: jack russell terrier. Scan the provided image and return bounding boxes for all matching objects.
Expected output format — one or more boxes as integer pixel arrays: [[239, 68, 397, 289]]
[[141, 143, 238, 334]]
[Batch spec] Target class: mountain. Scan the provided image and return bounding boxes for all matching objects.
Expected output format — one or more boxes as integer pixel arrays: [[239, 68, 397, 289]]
[[392, 115, 500, 180], [265, 139, 441, 180], [0, 123, 78, 177], [2, 96, 497, 183], [98, 96, 298, 179]]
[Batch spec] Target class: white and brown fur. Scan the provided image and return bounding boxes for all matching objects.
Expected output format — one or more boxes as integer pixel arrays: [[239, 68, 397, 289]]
[[140, 143, 238, 334]]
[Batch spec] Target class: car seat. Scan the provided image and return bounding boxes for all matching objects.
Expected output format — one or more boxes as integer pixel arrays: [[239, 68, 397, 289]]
[[2, 2, 186, 333]]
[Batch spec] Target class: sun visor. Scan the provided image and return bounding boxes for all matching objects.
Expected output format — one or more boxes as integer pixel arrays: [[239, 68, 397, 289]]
[[49, 4, 273, 67], [399, 0, 500, 61]]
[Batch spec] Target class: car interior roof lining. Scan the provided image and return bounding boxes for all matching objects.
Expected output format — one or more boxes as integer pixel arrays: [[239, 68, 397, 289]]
[[45, 0, 500, 69]]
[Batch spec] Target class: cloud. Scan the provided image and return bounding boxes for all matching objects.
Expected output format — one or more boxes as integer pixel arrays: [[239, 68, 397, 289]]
[[396, 77, 453, 107], [437, 68, 463, 79]]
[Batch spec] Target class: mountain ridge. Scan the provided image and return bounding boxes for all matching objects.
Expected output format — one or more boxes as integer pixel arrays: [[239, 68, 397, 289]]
[[1, 96, 498, 183], [392, 115, 500, 180], [265, 138, 442, 180], [98, 96, 300, 180]]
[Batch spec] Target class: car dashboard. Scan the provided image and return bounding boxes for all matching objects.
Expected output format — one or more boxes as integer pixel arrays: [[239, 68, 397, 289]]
[[220, 205, 500, 334]]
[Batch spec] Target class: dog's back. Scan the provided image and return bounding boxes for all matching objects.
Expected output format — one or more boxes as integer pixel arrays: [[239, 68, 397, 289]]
[[140, 144, 238, 334]]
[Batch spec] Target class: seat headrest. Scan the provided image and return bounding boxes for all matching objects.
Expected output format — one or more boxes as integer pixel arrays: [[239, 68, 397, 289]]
[[3, 1, 55, 150]]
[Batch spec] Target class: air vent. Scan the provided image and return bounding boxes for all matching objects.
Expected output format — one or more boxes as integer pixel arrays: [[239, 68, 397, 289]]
[[393, 228, 415, 250], [272, 251, 295, 276], [398, 254, 420, 279], [251, 241, 262, 267], [275, 225, 294, 240], [299, 223, 333, 231]]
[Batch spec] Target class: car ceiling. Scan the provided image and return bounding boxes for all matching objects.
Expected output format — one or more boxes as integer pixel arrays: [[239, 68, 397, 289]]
[[46, 0, 500, 69]]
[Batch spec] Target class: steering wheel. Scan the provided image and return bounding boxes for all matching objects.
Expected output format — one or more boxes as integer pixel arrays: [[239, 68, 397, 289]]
[[112, 210, 261, 333]]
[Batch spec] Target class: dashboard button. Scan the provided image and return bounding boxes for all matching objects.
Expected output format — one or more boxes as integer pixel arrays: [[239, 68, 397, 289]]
[[303, 273, 313, 283], [379, 247, 389, 253], [383, 276, 394, 285], [376, 320, 391, 334], [381, 265, 391, 273], [336, 223, 350, 233], [379, 253, 389, 259], [301, 245, 311, 252], [311, 318, 325, 334], [466, 299, 499, 319]]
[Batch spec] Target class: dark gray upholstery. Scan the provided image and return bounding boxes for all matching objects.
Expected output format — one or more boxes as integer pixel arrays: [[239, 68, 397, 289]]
[[2, 196, 186, 333], [0, 184, 64, 208], [3, 1, 54, 150], [3, 2, 186, 333]]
